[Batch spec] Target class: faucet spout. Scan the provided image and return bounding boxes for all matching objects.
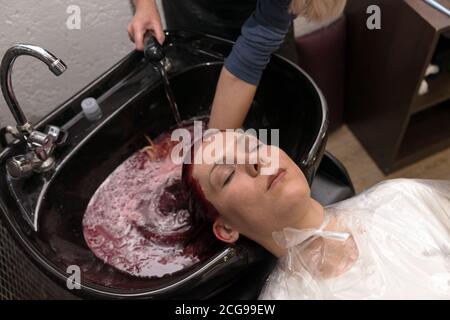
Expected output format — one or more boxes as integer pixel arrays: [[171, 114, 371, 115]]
[[0, 44, 67, 130], [0, 44, 69, 181]]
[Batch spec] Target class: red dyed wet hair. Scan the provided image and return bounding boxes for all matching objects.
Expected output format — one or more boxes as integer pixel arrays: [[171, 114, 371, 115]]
[[182, 141, 221, 227], [180, 138, 226, 255]]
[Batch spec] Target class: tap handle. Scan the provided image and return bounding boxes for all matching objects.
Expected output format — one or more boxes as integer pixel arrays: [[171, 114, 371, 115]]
[[144, 35, 165, 62], [6, 154, 36, 179], [45, 125, 68, 146]]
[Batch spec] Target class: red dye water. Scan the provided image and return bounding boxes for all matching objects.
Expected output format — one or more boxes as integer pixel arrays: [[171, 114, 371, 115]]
[[82, 125, 208, 278]]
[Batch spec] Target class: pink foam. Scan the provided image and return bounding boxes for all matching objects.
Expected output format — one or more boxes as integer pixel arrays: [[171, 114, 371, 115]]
[[83, 128, 204, 278]]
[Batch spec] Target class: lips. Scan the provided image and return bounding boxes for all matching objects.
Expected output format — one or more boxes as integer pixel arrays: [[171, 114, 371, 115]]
[[267, 168, 286, 190]]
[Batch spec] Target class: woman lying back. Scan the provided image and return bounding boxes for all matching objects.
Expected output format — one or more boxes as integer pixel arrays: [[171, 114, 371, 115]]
[[182, 130, 450, 299]]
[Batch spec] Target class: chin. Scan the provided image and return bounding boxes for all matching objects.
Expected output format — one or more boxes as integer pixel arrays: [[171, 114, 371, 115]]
[[275, 181, 309, 211], [283, 173, 309, 196]]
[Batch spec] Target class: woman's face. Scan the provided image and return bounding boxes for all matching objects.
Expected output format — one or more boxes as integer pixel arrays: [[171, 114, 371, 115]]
[[191, 131, 311, 244]]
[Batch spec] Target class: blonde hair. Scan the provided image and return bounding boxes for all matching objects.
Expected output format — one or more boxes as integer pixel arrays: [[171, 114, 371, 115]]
[[289, 0, 347, 22]]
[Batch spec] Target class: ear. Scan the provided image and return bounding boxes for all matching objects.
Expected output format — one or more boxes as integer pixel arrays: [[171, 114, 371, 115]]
[[213, 218, 239, 243]]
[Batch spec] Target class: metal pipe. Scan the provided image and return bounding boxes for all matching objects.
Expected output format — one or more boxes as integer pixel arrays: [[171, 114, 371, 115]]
[[0, 44, 67, 129], [424, 0, 450, 17]]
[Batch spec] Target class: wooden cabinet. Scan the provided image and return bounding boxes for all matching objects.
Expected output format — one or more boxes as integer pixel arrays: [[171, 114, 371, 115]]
[[345, 0, 450, 173]]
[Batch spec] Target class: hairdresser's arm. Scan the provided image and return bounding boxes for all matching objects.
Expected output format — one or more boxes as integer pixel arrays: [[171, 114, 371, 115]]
[[208, 69, 257, 130], [208, 0, 293, 129]]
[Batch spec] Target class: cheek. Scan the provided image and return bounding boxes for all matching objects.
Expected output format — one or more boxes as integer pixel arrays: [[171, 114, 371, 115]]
[[214, 180, 265, 226], [220, 180, 260, 212], [283, 179, 309, 203]]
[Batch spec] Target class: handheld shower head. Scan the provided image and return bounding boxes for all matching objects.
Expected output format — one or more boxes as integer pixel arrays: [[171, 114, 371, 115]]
[[144, 36, 165, 63]]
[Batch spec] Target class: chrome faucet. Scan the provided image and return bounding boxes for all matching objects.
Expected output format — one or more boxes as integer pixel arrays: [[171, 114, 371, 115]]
[[0, 44, 68, 179]]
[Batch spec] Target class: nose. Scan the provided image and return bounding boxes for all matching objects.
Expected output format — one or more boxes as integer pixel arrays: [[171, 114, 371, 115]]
[[244, 162, 259, 177], [244, 152, 271, 177]]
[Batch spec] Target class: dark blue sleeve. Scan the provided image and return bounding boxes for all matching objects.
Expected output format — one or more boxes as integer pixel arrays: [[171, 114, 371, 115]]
[[224, 0, 294, 86]]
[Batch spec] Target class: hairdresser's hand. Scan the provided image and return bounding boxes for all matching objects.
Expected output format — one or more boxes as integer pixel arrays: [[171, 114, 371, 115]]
[[128, 0, 165, 51]]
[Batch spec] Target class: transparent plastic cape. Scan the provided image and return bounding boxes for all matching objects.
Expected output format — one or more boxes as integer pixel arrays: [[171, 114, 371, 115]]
[[259, 179, 450, 300]]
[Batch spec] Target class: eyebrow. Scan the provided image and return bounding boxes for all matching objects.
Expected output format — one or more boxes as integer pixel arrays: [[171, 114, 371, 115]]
[[207, 155, 229, 190]]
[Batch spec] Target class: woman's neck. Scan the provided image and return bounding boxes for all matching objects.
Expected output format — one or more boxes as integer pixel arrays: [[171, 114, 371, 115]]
[[266, 198, 359, 279], [294, 197, 326, 230], [263, 197, 325, 257]]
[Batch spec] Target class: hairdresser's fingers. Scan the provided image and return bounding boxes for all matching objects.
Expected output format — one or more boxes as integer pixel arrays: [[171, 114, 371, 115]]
[[134, 26, 145, 51], [127, 22, 135, 43], [152, 23, 166, 45]]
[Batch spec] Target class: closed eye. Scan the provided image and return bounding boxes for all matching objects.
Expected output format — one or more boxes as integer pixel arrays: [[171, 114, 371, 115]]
[[223, 169, 235, 187], [220, 141, 264, 188]]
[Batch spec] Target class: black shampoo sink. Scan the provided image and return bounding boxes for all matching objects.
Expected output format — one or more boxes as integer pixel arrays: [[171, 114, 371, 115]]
[[0, 31, 327, 299]]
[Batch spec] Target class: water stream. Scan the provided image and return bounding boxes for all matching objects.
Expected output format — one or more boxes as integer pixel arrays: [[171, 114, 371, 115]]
[[157, 61, 182, 126]]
